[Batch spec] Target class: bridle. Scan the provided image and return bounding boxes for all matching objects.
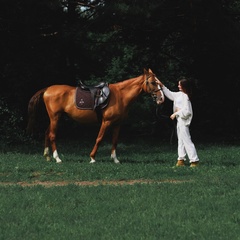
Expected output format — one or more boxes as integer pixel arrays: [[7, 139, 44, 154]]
[[145, 74, 164, 102]]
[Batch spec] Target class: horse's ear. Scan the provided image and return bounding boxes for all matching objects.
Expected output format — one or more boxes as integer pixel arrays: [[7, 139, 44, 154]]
[[143, 68, 148, 74], [148, 68, 153, 73]]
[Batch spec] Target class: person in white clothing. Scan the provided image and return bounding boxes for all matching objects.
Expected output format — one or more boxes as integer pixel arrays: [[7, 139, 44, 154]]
[[157, 78, 199, 167]]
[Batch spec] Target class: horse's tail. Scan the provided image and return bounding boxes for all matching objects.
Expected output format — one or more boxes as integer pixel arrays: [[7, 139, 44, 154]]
[[26, 88, 47, 134]]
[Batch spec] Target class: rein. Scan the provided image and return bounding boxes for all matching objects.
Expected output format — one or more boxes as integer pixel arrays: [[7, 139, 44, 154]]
[[145, 75, 175, 144], [155, 105, 177, 145]]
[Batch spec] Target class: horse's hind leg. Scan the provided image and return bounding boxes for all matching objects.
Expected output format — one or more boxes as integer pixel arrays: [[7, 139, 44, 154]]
[[45, 115, 62, 163], [110, 125, 121, 164], [43, 126, 51, 161], [51, 118, 62, 163]]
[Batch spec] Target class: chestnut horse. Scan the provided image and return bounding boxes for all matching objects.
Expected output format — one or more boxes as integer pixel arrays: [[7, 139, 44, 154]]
[[27, 69, 164, 163]]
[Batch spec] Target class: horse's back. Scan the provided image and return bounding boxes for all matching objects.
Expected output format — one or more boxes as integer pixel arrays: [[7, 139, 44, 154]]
[[44, 85, 74, 96], [43, 85, 75, 111]]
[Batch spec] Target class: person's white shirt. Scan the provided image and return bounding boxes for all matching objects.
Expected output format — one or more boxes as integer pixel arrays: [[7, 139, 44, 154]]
[[162, 86, 193, 126]]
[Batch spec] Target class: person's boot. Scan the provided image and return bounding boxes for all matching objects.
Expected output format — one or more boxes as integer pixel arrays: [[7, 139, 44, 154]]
[[190, 161, 199, 167], [176, 160, 185, 167]]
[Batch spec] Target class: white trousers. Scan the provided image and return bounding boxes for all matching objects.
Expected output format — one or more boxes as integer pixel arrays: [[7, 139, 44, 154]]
[[176, 119, 199, 163]]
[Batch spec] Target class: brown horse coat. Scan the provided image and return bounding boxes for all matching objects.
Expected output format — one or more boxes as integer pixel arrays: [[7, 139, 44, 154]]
[[27, 69, 164, 163]]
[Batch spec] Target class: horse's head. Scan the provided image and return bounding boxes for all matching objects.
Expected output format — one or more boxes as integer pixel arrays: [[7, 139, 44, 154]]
[[143, 69, 165, 105]]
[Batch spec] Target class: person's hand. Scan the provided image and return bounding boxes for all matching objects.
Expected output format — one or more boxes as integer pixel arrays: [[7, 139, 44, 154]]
[[170, 113, 176, 120], [156, 77, 164, 88]]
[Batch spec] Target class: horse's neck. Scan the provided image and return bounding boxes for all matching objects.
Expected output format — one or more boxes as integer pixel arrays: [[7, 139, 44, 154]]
[[116, 75, 144, 104]]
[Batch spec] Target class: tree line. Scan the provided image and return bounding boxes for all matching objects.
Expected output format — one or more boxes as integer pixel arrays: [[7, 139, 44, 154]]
[[1, 0, 240, 143]]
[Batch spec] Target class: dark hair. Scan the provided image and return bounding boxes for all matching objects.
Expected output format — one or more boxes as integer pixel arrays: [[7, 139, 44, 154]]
[[179, 78, 192, 100]]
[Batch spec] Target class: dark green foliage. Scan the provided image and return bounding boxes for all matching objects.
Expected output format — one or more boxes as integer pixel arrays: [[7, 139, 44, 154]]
[[1, 0, 240, 142], [0, 98, 28, 145]]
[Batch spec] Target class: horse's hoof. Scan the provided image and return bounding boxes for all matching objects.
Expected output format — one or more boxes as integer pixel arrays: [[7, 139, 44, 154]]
[[114, 160, 120, 164], [90, 158, 96, 163], [56, 160, 62, 164], [46, 157, 51, 162]]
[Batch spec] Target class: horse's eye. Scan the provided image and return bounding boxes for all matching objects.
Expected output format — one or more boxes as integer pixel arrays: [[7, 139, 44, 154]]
[[151, 81, 157, 86]]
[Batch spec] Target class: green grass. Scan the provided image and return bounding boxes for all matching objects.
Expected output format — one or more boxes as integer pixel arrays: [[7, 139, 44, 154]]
[[1, 137, 240, 239]]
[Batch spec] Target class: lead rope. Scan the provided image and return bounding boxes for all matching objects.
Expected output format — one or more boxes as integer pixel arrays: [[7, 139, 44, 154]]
[[155, 105, 177, 145]]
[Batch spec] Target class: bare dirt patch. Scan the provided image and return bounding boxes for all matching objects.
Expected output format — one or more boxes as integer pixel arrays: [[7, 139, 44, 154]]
[[0, 179, 190, 187]]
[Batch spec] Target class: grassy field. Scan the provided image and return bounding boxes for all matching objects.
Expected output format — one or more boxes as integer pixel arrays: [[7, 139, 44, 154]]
[[1, 137, 240, 239]]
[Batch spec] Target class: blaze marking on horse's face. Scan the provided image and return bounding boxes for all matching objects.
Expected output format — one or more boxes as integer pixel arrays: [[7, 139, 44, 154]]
[[156, 85, 165, 104], [151, 77, 164, 105]]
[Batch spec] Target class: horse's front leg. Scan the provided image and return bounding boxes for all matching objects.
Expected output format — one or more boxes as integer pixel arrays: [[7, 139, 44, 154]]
[[110, 125, 121, 164], [89, 121, 111, 163]]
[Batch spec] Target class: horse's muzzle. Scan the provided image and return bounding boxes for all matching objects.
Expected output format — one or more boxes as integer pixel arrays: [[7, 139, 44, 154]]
[[155, 89, 165, 105]]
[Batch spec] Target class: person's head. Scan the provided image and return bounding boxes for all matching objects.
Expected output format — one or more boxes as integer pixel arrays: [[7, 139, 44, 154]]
[[178, 78, 192, 99]]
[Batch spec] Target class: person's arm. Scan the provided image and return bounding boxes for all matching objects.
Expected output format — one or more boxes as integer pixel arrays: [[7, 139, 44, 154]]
[[162, 86, 176, 101], [156, 78, 178, 101]]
